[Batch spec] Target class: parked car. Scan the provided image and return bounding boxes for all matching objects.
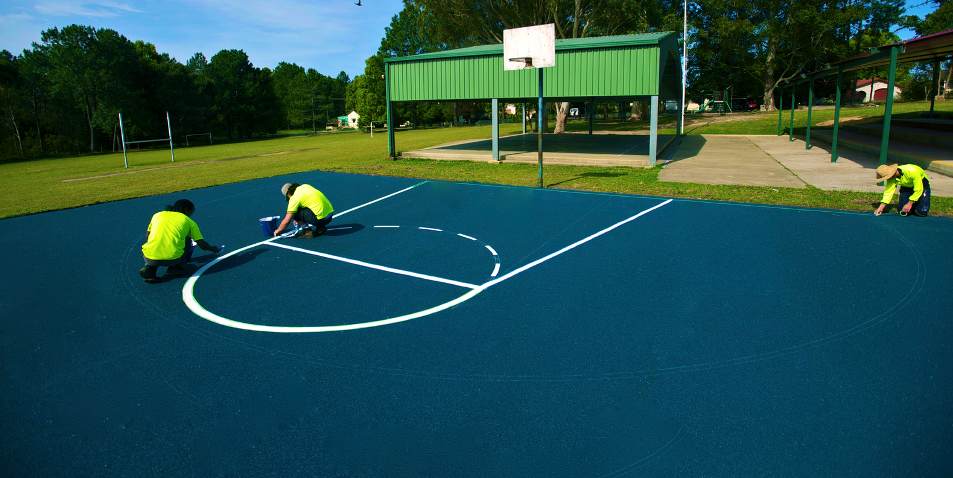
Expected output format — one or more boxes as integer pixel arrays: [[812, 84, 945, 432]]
[[730, 97, 759, 112]]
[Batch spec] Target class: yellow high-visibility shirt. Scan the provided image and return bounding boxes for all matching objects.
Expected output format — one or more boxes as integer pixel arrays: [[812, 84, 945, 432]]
[[287, 184, 334, 218], [881, 164, 929, 204], [141, 211, 204, 260]]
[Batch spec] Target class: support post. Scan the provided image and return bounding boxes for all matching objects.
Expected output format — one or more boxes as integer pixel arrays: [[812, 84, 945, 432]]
[[789, 87, 795, 142], [537, 69, 544, 188], [588, 100, 594, 135], [929, 59, 940, 115], [118, 112, 128, 169], [832, 70, 842, 163], [777, 87, 783, 136], [805, 79, 814, 150], [385, 63, 395, 158], [521, 103, 526, 134], [879, 46, 898, 165], [166, 111, 175, 162], [648, 95, 659, 167], [491, 98, 500, 161]]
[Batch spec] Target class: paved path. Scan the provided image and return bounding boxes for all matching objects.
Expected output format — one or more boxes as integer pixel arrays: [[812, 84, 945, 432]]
[[659, 136, 806, 188], [662, 135, 953, 197]]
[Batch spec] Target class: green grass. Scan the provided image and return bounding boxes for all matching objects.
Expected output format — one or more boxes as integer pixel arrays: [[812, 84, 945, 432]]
[[1, 119, 950, 218], [684, 100, 953, 135]]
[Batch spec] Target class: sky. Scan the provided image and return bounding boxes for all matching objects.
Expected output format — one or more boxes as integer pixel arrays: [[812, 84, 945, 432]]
[[0, 1, 942, 77], [0, 0, 405, 78]]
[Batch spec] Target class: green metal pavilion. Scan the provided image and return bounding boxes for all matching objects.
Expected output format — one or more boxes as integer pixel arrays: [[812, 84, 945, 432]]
[[383, 32, 683, 166], [778, 28, 953, 164]]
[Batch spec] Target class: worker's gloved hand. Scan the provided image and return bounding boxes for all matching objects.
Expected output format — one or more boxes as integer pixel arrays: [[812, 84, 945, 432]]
[[901, 202, 913, 216]]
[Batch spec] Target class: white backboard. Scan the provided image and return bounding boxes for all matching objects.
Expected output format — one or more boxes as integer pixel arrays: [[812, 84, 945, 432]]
[[503, 24, 556, 71]]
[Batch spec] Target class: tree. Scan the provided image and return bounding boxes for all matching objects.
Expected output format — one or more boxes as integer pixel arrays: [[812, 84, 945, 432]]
[[35, 25, 144, 152], [205, 49, 280, 138], [346, 55, 386, 128]]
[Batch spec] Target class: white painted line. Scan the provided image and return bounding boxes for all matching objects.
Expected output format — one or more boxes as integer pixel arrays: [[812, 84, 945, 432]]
[[481, 199, 672, 288], [334, 182, 425, 217], [374, 225, 400, 228], [183, 194, 671, 334], [266, 242, 479, 290], [182, 182, 427, 332], [457, 233, 477, 241], [327, 226, 353, 231], [491, 263, 500, 277], [418, 227, 443, 232], [484, 245, 498, 256]]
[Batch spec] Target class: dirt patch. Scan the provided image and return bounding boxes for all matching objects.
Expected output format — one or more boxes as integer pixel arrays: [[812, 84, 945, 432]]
[[815, 116, 864, 127]]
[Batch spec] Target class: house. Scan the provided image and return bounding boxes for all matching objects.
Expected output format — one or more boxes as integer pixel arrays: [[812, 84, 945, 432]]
[[345, 111, 360, 129], [854, 78, 902, 102]]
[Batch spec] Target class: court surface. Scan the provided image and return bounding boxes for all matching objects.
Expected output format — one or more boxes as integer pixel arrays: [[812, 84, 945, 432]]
[[2, 171, 952, 476]]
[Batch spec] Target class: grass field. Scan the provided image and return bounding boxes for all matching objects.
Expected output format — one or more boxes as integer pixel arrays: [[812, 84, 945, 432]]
[[1, 105, 951, 218]]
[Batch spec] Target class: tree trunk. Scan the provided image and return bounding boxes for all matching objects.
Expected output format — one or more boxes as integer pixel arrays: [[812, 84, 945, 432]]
[[630, 100, 647, 121], [552, 101, 570, 133], [31, 89, 44, 153], [84, 99, 95, 153], [762, 38, 777, 111], [9, 108, 23, 157]]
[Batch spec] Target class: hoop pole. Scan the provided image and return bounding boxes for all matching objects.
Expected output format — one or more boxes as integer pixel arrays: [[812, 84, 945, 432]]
[[118, 112, 129, 169], [166, 111, 175, 162], [537, 68, 544, 188]]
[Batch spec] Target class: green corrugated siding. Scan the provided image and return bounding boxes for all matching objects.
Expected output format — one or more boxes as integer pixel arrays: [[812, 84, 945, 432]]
[[389, 46, 660, 101]]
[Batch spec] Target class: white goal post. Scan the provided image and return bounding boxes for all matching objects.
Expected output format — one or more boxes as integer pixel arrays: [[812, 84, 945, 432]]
[[118, 111, 175, 168]]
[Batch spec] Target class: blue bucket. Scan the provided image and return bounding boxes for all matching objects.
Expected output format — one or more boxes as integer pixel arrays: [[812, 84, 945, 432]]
[[259, 216, 281, 237]]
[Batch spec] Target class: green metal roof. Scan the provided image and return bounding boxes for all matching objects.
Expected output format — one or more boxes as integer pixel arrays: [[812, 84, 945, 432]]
[[385, 32, 681, 102], [384, 32, 675, 63]]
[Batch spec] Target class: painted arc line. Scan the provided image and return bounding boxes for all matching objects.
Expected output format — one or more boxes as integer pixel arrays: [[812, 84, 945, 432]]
[[485, 245, 498, 256], [266, 241, 479, 290], [491, 263, 500, 277], [419, 227, 443, 232], [457, 233, 477, 241], [182, 181, 427, 332], [184, 197, 671, 333], [374, 225, 399, 228]]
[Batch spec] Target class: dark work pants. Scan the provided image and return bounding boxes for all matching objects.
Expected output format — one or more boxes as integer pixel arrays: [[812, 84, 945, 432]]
[[899, 178, 931, 216], [294, 208, 333, 230], [144, 237, 195, 266]]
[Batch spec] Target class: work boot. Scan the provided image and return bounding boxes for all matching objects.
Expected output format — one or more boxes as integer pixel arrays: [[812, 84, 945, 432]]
[[300, 229, 315, 238], [139, 265, 159, 283]]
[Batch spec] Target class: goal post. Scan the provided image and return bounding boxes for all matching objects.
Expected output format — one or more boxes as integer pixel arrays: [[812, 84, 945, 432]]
[[185, 132, 213, 147], [118, 111, 175, 169]]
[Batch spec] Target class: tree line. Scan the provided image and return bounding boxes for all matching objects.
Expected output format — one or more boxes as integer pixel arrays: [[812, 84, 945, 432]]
[[346, 0, 951, 132], [0, 25, 349, 161]]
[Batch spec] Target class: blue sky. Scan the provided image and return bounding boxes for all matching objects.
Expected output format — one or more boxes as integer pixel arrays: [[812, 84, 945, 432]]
[[0, 0, 404, 78], [0, 1, 940, 77]]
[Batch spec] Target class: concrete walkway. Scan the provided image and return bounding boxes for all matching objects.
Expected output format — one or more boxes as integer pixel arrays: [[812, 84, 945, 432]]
[[661, 135, 953, 197], [659, 136, 806, 188]]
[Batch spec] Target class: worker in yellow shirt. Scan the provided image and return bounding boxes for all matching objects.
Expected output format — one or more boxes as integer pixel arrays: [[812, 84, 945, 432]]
[[273, 183, 334, 238], [139, 199, 222, 283], [874, 164, 931, 217]]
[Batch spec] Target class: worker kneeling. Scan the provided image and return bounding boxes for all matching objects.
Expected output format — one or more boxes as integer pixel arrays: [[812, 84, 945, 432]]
[[874, 164, 931, 217], [140, 199, 222, 283], [274, 183, 334, 238]]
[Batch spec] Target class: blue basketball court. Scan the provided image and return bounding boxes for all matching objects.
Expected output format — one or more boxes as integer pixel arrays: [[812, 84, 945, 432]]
[[2, 171, 951, 476]]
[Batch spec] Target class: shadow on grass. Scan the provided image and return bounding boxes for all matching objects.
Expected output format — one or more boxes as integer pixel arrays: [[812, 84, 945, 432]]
[[547, 171, 629, 187]]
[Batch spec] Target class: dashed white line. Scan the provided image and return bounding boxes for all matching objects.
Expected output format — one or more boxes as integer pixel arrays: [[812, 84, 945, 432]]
[[457, 233, 477, 241], [374, 225, 400, 228], [484, 245, 498, 256], [418, 227, 443, 232], [491, 263, 500, 277], [327, 226, 353, 231]]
